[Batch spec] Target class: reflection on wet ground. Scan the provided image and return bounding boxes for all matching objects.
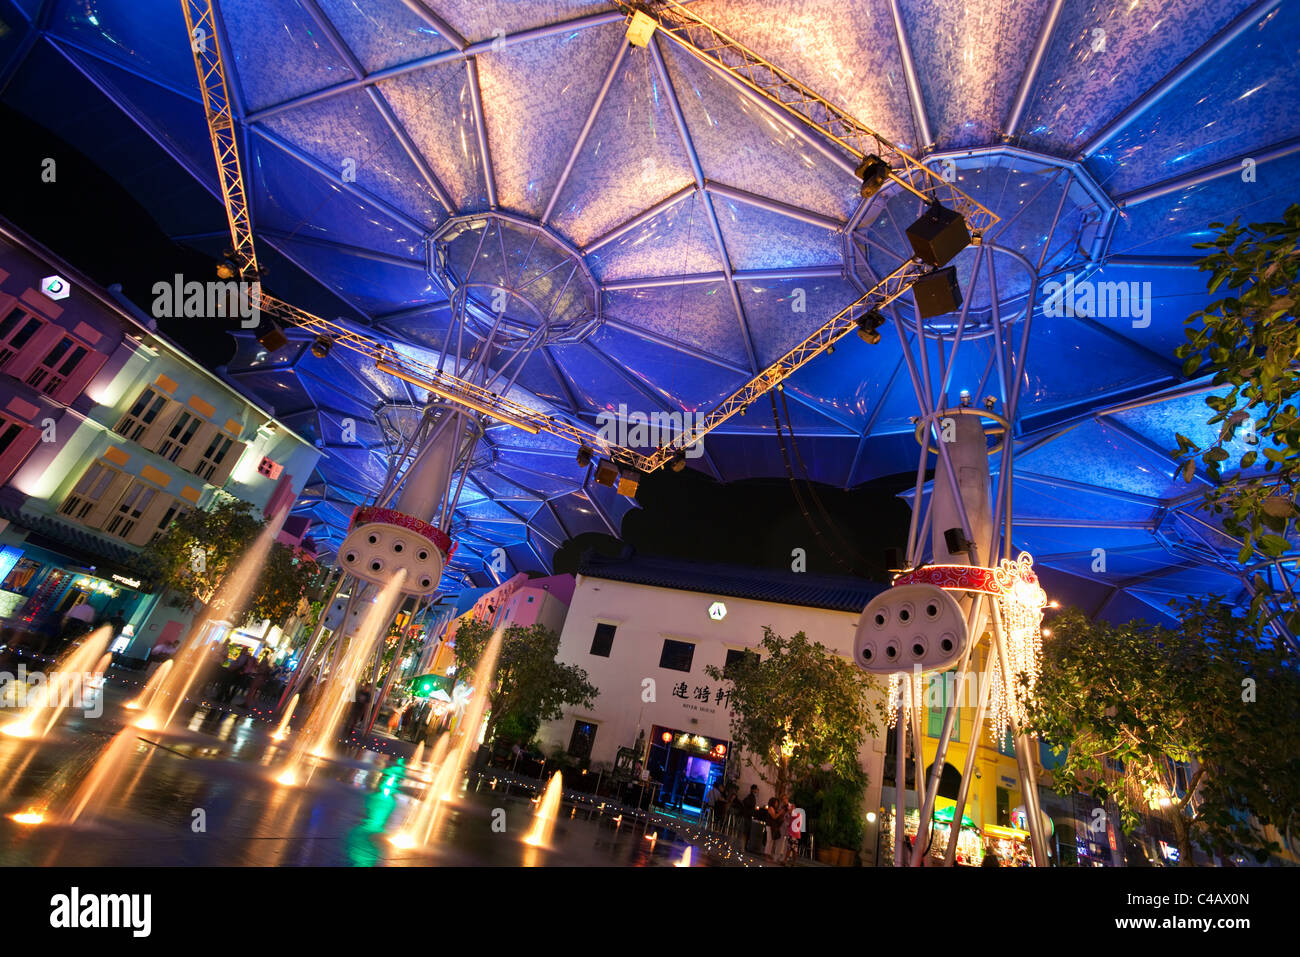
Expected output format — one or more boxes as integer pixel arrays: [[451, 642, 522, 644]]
[[0, 680, 756, 867]]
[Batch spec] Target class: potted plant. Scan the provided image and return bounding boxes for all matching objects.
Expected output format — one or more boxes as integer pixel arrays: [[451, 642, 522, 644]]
[[795, 766, 868, 866]]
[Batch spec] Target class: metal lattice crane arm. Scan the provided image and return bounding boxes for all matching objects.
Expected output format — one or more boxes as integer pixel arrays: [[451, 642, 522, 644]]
[[638, 260, 924, 468], [256, 292, 654, 469], [182, 0, 936, 476], [614, 0, 999, 237], [260, 258, 918, 475], [181, 0, 259, 280]]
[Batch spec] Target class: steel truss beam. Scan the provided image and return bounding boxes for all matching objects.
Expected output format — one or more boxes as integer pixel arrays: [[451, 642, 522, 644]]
[[613, 0, 999, 236], [183, 0, 948, 476], [181, 0, 259, 279]]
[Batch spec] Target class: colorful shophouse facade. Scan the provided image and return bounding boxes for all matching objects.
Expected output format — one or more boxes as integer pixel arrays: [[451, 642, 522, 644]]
[[0, 219, 320, 661]]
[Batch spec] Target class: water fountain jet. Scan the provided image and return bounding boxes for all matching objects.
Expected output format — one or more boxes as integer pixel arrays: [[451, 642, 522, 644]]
[[274, 572, 406, 785], [142, 521, 282, 733], [1, 626, 112, 739], [126, 660, 173, 713], [271, 693, 298, 741], [523, 771, 563, 848], [387, 628, 502, 848]]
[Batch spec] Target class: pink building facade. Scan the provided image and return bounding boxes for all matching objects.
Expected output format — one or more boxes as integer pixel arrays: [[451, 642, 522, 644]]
[[444, 572, 575, 647]]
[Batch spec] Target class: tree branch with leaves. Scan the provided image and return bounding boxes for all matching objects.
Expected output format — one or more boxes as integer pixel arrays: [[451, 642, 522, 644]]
[[145, 497, 314, 628], [1025, 606, 1300, 864], [704, 627, 883, 800], [452, 618, 598, 747], [1172, 205, 1300, 643]]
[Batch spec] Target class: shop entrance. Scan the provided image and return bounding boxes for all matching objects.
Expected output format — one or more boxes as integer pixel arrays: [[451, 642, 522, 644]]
[[647, 725, 728, 816]]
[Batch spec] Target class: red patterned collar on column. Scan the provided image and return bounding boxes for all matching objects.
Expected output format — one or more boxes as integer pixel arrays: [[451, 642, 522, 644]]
[[894, 555, 1039, 596], [350, 505, 455, 558]]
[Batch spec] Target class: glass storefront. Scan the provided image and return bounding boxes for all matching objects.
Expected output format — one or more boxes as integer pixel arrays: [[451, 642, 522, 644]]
[[0, 542, 149, 649], [647, 725, 729, 816]]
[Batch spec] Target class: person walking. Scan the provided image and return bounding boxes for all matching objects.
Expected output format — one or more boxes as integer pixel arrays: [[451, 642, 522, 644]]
[[388, 702, 407, 735], [55, 597, 96, 654], [243, 655, 271, 708], [347, 683, 373, 736], [220, 646, 250, 703], [725, 785, 743, 838]]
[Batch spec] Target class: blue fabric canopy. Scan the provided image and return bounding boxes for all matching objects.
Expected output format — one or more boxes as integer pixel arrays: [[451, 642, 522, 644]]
[[1, 0, 1295, 606]]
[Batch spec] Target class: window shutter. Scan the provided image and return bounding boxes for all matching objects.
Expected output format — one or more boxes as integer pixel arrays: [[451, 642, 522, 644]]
[[82, 469, 134, 529], [209, 439, 245, 486], [178, 421, 219, 471], [139, 398, 182, 451], [128, 493, 177, 546]]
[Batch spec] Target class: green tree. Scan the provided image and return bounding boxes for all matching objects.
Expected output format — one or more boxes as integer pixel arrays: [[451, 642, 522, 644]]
[[245, 542, 315, 627], [1172, 204, 1300, 643], [704, 627, 882, 800], [452, 618, 598, 746], [792, 765, 869, 850], [147, 498, 262, 610], [146, 497, 312, 627], [1025, 607, 1300, 864]]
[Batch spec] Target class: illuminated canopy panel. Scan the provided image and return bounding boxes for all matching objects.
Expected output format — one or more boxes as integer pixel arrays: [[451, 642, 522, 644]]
[[1, 0, 1297, 602]]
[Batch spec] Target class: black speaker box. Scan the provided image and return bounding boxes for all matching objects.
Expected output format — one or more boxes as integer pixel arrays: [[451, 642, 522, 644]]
[[906, 204, 971, 267], [594, 459, 619, 487], [912, 267, 963, 319], [256, 323, 289, 353]]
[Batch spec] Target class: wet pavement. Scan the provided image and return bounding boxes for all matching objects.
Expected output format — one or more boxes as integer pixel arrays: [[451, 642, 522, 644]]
[[0, 667, 758, 867]]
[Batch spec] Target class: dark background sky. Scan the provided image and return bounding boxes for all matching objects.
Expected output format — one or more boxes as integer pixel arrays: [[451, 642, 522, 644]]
[[0, 100, 914, 584]]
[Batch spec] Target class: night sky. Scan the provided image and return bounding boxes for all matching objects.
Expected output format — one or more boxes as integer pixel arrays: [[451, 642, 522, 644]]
[[0, 100, 913, 584]]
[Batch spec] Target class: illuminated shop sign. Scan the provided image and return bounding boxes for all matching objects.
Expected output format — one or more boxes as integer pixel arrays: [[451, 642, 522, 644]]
[[0, 546, 23, 585], [75, 576, 119, 596]]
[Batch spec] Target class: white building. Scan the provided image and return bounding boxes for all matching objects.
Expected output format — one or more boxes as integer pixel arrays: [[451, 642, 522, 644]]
[[538, 552, 889, 840]]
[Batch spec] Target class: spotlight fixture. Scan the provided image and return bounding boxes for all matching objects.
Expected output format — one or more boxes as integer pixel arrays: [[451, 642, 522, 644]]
[[310, 335, 333, 359], [959, 390, 972, 408], [616, 467, 641, 498], [906, 202, 971, 268], [983, 395, 997, 412], [216, 249, 241, 280], [256, 321, 288, 353], [669, 449, 687, 472], [855, 154, 892, 198], [576, 446, 593, 468], [855, 309, 886, 345], [594, 459, 619, 487]]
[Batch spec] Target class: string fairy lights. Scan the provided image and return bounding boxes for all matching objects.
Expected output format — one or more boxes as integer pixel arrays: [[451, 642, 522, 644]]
[[988, 554, 1048, 736], [883, 553, 1047, 736]]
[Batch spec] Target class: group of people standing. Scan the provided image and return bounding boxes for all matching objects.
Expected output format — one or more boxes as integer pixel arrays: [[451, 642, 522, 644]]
[[192, 640, 286, 708], [704, 780, 804, 865]]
